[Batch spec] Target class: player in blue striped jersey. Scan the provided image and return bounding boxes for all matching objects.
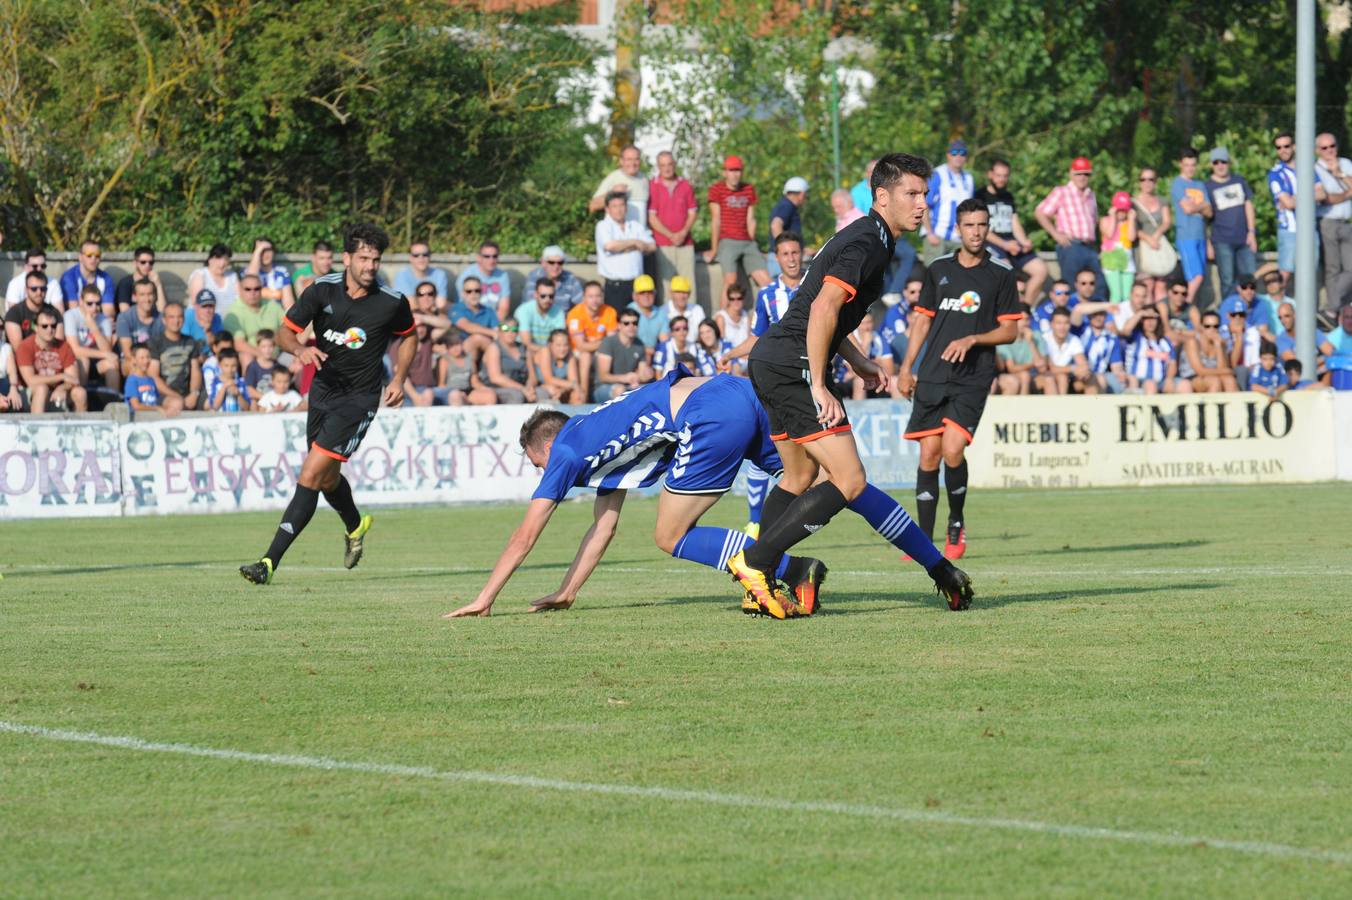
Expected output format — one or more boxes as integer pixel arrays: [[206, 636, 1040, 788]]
[[445, 369, 823, 619]]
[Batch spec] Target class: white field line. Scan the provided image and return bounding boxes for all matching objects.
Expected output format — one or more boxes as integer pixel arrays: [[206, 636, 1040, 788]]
[[2, 720, 1347, 866]]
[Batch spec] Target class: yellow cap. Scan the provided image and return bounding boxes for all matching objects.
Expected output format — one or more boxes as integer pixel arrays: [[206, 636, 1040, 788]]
[[670, 275, 692, 293], [633, 274, 656, 293]]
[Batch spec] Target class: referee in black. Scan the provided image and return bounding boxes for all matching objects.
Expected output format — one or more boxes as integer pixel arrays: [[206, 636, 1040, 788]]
[[240, 223, 417, 584], [898, 197, 1022, 559]]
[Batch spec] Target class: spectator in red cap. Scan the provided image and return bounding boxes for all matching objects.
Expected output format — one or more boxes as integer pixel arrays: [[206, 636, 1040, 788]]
[[705, 155, 771, 294], [1035, 156, 1106, 300], [1099, 190, 1137, 301]]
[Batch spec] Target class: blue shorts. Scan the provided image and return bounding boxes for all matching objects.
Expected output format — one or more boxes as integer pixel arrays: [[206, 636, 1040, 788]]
[[987, 243, 1040, 271], [664, 375, 783, 495], [1178, 239, 1206, 281], [1277, 230, 1295, 273]]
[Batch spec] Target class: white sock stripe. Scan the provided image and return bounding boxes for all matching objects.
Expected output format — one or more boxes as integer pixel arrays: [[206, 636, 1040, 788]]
[[1, 720, 1345, 866], [717, 531, 734, 570]]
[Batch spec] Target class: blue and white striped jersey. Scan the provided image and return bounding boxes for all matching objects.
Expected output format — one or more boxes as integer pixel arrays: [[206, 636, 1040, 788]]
[[925, 166, 975, 242], [1267, 161, 1296, 233], [752, 276, 800, 337], [1126, 334, 1174, 383], [1082, 328, 1124, 374], [533, 370, 684, 501]]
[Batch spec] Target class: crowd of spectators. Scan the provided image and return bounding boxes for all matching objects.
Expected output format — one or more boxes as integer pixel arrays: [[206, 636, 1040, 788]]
[[3, 132, 1352, 416]]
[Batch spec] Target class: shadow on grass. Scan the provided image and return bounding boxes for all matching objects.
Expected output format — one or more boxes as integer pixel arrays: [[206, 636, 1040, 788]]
[[12, 560, 242, 578], [978, 539, 1211, 559]]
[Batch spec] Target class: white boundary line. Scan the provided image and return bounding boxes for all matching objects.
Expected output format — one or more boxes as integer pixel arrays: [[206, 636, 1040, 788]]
[[2, 720, 1348, 866]]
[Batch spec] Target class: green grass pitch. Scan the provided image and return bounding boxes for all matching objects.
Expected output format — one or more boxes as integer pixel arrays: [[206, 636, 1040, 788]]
[[3, 483, 1350, 896]]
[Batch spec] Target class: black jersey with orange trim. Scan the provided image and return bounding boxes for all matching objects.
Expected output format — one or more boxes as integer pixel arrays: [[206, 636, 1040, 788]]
[[750, 209, 895, 368], [912, 251, 1023, 388], [284, 273, 415, 396]]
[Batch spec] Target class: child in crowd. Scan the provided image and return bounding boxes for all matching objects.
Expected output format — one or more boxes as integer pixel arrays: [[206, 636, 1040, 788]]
[[1249, 341, 1285, 400], [201, 331, 235, 400], [123, 343, 163, 414], [433, 332, 493, 406], [244, 329, 278, 401], [1283, 358, 1317, 392], [209, 348, 251, 412], [255, 366, 304, 412]]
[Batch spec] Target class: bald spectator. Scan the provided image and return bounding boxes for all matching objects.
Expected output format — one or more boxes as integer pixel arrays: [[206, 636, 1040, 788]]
[[59, 240, 115, 315], [589, 144, 649, 223], [1314, 132, 1352, 312], [394, 240, 451, 308], [832, 189, 864, 231], [648, 151, 698, 301]]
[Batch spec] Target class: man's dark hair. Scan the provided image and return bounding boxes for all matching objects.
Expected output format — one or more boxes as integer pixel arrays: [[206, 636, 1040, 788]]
[[25, 248, 45, 262], [604, 189, 628, 206], [1050, 307, 1071, 320], [25, 270, 46, 287], [164, 301, 185, 315], [133, 245, 154, 259], [314, 240, 333, 253], [134, 277, 155, 291], [956, 197, 989, 220], [1259, 340, 1278, 357], [535, 277, 556, 292], [217, 347, 240, 363], [1169, 277, 1189, 291], [1284, 358, 1302, 375], [207, 243, 232, 262], [547, 328, 570, 343], [1180, 147, 1199, 162], [1275, 131, 1293, 146], [130, 342, 151, 355], [1237, 276, 1256, 289], [416, 280, 437, 295], [1052, 278, 1070, 289], [905, 275, 924, 287], [583, 280, 603, 293], [520, 408, 571, 451], [344, 223, 390, 255], [774, 231, 804, 250], [257, 236, 275, 249], [676, 352, 698, 368], [669, 315, 688, 329], [1201, 310, 1221, 324], [256, 328, 275, 342], [989, 157, 1011, 171], [870, 152, 933, 199], [1075, 268, 1097, 283], [36, 305, 61, 326], [479, 240, 500, 254]]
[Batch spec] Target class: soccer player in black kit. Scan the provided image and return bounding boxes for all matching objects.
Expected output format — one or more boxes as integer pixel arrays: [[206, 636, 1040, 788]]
[[737, 152, 975, 611], [898, 197, 1022, 559], [240, 224, 417, 584]]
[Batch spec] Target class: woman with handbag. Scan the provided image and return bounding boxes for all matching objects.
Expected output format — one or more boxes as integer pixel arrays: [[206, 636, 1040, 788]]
[[1132, 167, 1176, 301]]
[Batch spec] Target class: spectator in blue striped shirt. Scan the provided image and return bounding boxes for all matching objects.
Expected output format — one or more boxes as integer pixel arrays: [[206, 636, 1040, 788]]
[[923, 140, 974, 264], [1267, 132, 1298, 291], [1125, 309, 1178, 394], [1081, 309, 1127, 393]]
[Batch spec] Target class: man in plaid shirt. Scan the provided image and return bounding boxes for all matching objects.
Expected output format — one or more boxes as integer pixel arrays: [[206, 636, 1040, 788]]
[[1035, 156, 1106, 300]]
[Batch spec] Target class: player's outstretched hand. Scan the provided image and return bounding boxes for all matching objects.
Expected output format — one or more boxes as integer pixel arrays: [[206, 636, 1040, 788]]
[[528, 592, 576, 613], [860, 365, 893, 396], [296, 346, 328, 370], [383, 381, 405, 408], [445, 600, 492, 618], [811, 383, 845, 428]]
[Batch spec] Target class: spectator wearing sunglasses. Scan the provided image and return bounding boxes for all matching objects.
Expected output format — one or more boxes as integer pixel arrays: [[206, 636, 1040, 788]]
[[59, 240, 116, 316], [1203, 147, 1256, 300], [5, 248, 63, 310], [515, 277, 567, 354], [1267, 132, 1298, 291], [408, 281, 452, 340], [393, 241, 451, 309], [115, 246, 166, 315], [456, 241, 513, 320], [64, 284, 120, 394], [6, 270, 64, 347], [524, 245, 583, 311], [1314, 132, 1352, 311], [448, 276, 500, 361], [923, 139, 975, 264], [17, 305, 86, 413]]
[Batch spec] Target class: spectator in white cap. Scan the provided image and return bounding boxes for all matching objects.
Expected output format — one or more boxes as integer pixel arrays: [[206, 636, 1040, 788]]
[[524, 245, 583, 310], [770, 177, 809, 241]]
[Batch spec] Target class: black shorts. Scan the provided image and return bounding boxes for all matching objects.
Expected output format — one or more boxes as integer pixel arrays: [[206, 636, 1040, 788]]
[[307, 381, 379, 461], [904, 380, 989, 444], [748, 359, 851, 444]]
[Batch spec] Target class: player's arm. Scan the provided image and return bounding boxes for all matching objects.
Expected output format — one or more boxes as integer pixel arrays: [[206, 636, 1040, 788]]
[[385, 328, 417, 408], [805, 281, 851, 426], [897, 313, 932, 398], [529, 489, 628, 612], [445, 498, 559, 617], [721, 334, 756, 362], [940, 317, 1020, 364], [278, 294, 328, 369]]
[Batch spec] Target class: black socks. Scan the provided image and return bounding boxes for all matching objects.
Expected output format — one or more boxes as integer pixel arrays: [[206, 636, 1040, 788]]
[[743, 482, 849, 573], [264, 486, 320, 566], [944, 461, 968, 527], [323, 476, 362, 534], [915, 467, 940, 540], [759, 485, 797, 533]]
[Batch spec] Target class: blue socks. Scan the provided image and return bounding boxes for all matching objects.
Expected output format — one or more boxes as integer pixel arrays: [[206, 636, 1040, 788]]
[[848, 484, 943, 569], [671, 526, 791, 579], [745, 465, 772, 524]]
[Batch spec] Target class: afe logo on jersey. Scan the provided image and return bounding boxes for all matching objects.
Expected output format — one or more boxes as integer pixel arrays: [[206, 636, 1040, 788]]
[[938, 291, 982, 314], [322, 327, 368, 349]]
